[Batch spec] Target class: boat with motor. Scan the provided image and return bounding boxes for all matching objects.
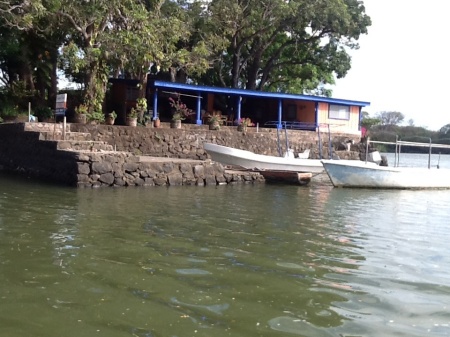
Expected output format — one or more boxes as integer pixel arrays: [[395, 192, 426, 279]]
[[321, 138, 450, 189]]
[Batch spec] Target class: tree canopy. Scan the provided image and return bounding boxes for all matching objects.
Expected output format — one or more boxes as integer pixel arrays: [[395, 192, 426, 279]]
[[375, 111, 405, 126], [194, 0, 371, 93], [0, 0, 372, 113]]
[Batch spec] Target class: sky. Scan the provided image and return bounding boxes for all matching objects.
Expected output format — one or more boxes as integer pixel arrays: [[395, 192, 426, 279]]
[[330, 0, 450, 131]]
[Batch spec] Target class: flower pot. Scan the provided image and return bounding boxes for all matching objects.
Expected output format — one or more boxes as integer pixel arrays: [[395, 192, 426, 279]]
[[74, 114, 87, 124], [170, 120, 182, 129], [153, 119, 161, 128], [105, 116, 115, 125], [237, 124, 247, 132], [209, 121, 220, 130], [126, 117, 138, 127]]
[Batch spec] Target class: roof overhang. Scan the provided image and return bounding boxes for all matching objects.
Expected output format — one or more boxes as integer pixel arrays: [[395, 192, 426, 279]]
[[149, 80, 370, 107]]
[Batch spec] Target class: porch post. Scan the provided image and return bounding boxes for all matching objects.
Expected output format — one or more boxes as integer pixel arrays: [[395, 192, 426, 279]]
[[236, 96, 242, 122], [152, 88, 158, 120], [277, 99, 283, 129], [358, 106, 362, 131], [196, 92, 202, 125], [315, 102, 319, 131]]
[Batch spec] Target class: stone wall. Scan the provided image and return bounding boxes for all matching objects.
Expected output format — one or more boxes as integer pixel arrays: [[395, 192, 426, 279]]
[[0, 123, 265, 187], [0, 122, 360, 187], [0, 123, 80, 185], [69, 122, 361, 160], [75, 152, 264, 187]]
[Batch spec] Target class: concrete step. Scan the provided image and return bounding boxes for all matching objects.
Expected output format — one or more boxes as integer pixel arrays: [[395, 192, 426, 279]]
[[24, 122, 72, 133], [38, 131, 92, 141], [56, 140, 114, 152], [41, 140, 114, 152]]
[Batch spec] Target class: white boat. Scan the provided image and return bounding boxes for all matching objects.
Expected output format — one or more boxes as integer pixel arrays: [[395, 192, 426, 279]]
[[204, 143, 324, 174], [321, 138, 450, 189], [321, 159, 450, 189]]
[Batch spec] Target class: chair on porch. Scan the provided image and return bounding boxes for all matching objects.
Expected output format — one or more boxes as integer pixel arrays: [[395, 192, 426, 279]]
[[225, 113, 234, 126]]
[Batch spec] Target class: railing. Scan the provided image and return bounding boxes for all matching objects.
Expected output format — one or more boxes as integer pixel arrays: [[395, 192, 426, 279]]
[[264, 121, 333, 159], [369, 136, 450, 169], [263, 121, 317, 130]]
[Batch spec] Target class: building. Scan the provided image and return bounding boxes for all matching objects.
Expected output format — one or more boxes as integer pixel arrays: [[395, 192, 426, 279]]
[[146, 79, 369, 135]]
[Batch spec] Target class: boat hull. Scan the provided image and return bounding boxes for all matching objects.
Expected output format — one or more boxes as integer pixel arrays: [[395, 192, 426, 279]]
[[321, 159, 450, 189], [204, 143, 324, 174]]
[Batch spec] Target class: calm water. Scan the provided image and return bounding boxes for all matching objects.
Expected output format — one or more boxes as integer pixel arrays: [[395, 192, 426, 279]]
[[1, 154, 450, 337]]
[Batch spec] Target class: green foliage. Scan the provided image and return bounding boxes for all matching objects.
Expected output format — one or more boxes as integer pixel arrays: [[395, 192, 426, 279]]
[[108, 111, 117, 119], [1, 0, 372, 118], [375, 111, 405, 126], [0, 1, 46, 30], [361, 116, 381, 130], [86, 110, 105, 123], [439, 124, 450, 134], [34, 106, 53, 120], [129, 98, 147, 119], [0, 103, 19, 118], [368, 123, 450, 154], [75, 104, 88, 115], [194, 0, 371, 91]]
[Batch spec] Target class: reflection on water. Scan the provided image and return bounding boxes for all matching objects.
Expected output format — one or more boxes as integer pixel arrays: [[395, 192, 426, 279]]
[[1, 171, 450, 336]]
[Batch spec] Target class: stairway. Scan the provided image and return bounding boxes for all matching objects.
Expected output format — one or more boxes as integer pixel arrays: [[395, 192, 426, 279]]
[[24, 122, 114, 152]]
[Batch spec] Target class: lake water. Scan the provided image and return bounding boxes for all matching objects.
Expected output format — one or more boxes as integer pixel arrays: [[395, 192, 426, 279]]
[[1, 154, 450, 337]]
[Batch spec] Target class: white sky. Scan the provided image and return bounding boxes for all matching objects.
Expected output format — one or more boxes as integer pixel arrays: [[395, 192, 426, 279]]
[[331, 0, 450, 131]]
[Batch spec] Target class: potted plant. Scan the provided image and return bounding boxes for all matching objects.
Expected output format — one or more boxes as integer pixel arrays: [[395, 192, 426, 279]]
[[237, 117, 254, 132], [86, 110, 105, 124], [208, 112, 226, 130], [127, 98, 146, 126], [169, 96, 192, 128], [127, 108, 138, 126], [74, 104, 88, 124], [105, 111, 117, 125]]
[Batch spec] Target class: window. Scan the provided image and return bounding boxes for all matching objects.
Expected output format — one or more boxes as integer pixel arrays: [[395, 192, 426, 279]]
[[328, 104, 350, 120]]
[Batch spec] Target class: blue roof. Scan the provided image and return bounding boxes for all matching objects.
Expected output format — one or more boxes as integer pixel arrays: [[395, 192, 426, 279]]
[[151, 80, 370, 107]]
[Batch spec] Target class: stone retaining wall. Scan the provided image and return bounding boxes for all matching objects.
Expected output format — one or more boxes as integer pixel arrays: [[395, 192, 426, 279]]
[[69, 122, 361, 159], [0, 122, 360, 187], [75, 152, 264, 187], [0, 123, 265, 187], [0, 123, 80, 185]]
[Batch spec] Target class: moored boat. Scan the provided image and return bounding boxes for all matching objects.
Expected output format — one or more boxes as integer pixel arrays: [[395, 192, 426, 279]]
[[321, 159, 450, 189], [203, 143, 324, 174], [321, 138, 450, 189]]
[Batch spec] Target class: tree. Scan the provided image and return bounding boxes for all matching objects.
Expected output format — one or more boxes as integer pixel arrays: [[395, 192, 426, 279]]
[[375, 111, 405, 126], [199, 0, 371, 91], [55, 0, 137, 111], [439, 124, 450, 134], [360, 111, 381, 130], [57, 0, 213, 107], [0, 2, 63, 110], [0, 0, 45, 30]]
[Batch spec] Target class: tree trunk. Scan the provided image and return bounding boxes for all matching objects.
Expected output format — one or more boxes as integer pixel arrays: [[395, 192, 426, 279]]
[[50, 54, 58, 104], [230, 35, 241, 88], [245, 57, 260, 91]]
